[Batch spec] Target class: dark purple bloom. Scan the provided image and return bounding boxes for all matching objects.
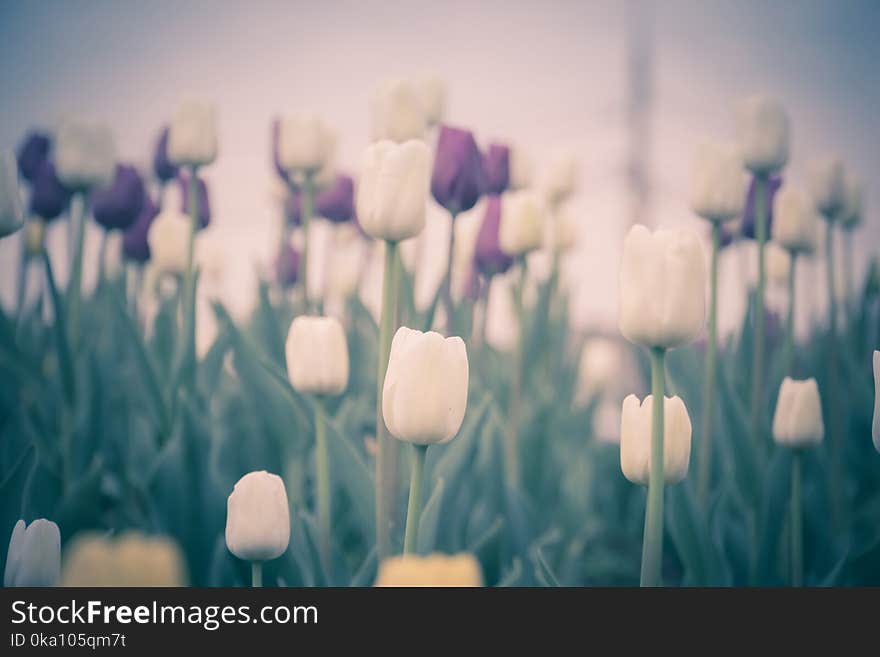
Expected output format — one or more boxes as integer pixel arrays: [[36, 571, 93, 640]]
[[474, 195, 513, 277], [741, 175, 783, 239], [275, 243, 300, 288], [431, 124, 484, 215], [123, 194, 158, 263], [271, 118, 293, 187], [285, 174, 356, 225], [178, 174, 211, 228], [29, 161, 71, 222], [718, 224, 737, 250], [17, 132, 51, 182], [153, 126, 179, 183], [91, 164, 146, 231], [482, 143, 510, 195]]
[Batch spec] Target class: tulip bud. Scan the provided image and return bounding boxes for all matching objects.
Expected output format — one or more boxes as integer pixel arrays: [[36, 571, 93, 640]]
[[772, 377, 824, 447], [498, 189, 544, 256], [735, 95, 790, 175], [275, 243, 300, 288], [431, 125, 484, 214], [540, 149, 578, 206], [618, 224, 706, 349], [375, 553, 483, 586], [873, 351, 879, 453], [153, 125, 180, 183], [765, 241, 792, 288], [178, 173, 212, 228], [17, 132, 51, 182], [808, 156, 845, 218], [278, 114, 335, 175], [0, 150, 24, 238], [225, 471, 290, 562], [371, 78, 428, 143], [357, 139, 430, 242], [474, 195, 514, 277], [61, 531, 186, 586], [840, 172, 863, 230], [91, 164, 146, 231], [382, 327, 469, 445], [620, 394, 692, 485], [575, 337, 622, 405], [55, 119, 116, 191], [689, 141, 747, 222], [147, 206, 190, 275], [123, 195, 158, 263], [168, 100, 218, 168], [772, 186, 819, 255], [4, 519, 60, 587], [315, 174, 355, 224], [29, 161, 71, 221], [285, 315, 349, 395], [413, 74, 446, 126], [482, 144, 511, 195]]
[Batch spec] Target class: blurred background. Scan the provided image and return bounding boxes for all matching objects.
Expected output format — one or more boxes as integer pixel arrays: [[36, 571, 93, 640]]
[[1, 0, 878, 336]]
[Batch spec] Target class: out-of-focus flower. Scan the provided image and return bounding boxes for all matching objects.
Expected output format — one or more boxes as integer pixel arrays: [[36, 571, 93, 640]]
[[840, 173, 863, 230], [431, 125, 484, 214], [474, 195, 514, 277], [275, 243, 300, 288], [168, 100, 217, 168], [414, 74, 446, 126], [4, 519, 60, 587], [593, 400, 622, 444], [766, 240, 792, 287], [270, 118, 292, 186], [153, 125, 179, 183], [147, 205, 190, 275], [499, 189, 544, 256], [278, 114, 335, 175], [287, 174, 356, 226], [0, 151, 24, 238], [690, 141, 747, 222], [375, 553, 482, 587], [357, 139, 430, 242], [741, 175, 783, 239], [772, 377, 824, 447], [371, 78, 428, 143], [509, 145, 532, 190], [194, 228, 227, 292], [225, 471, 290, 563], [29, 161, 71, 221], [61, 532, 186, 586], [546, 205, 578, 253], [16, 131, 51, 182], [178, 174, 211, 228], [482, 143, 510, 195], [285, 315, 349, 395], [735, 95, 790, 175], [575, 337, 622, 405], [326, 223, 367, 302], [540, 149, 578, 206], [123, 194, 158, 263], [808, 156, 845, 218], [873, 351, 879, 453], [620, 394, 692, 485], [772, 187, 819, 255], [91, 164, 146, 231], [618, 224, 706, 349], [383, 327, 469, 445], [55, 119, 116, 191], [24, 219, 45, 256]]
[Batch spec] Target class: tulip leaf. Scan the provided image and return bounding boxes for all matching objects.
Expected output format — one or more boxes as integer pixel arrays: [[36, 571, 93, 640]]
[[351, 547, 377, 587], [717, 360, 761, 507], [666, 481, 712, 585], [497, 558, 523, 587], [417, 476, 445, 555], [533, 546, 561, 587], [324, 411, 375, 540], [756, 449, 791, 584], [41, 252, 76, 406]]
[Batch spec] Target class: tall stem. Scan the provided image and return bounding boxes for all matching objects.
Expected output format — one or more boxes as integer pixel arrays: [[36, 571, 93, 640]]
[[505, 259, 527, 491], [251, 561, 263, 588], [67, 192, 87, 340], [825, 219, 843, 528], [403, 444, 428, 555], [791, 451, 803, 587], [15, 245, 29, 323], [442, 211, 458, 331], [698, 222, 720, 505], [750, 175, 768, 448], [843, 229, 853, 315], [300, 174, 315, 309], [376, 240, 401, 559], [784, 253, 797, 375], [97, 230, 108, 287], [641, 346, 666, 587], [314, 397, 331, 576], [180, 165, 200, 391]]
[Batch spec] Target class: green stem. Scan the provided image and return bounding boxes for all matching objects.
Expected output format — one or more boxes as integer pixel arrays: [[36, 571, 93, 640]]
[[15, 245, 28, 326], [251, 561, 263, 588], [505, 259, 527, 491], [825, 220, 843, 529], [300, 174, 315, 310], [791, 451, 803, 587], [750, 175, 768, 449], [375, 240, 401, 559], [97, 230, 108, 287], [314, 397, 331, 576], [442, 211, 457, 331], [641, 346, 666, 587], [784, 253, 797, 375], [843, 229, 853, 315], [67, 192, 87, 341], [403, 444, 428, 555], [178, 166, 200, 391], [698, 223, 720, 505]]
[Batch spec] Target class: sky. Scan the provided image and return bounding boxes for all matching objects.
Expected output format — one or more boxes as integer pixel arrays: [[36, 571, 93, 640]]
[[1, 0, 878, 336]]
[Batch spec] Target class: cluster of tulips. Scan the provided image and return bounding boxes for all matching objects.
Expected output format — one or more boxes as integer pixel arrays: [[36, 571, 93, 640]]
[[1, 76, 878, 588]]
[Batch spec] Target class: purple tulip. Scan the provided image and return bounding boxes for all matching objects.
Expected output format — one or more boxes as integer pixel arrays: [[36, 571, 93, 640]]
[[275, 243, 301, 288], [474, 195, 513, 277], [741, 175, 783, 239], [178, 174, 211, 228], [271, 118, 293, 187], [482, 143, 510, 195], [285, 174, 356, 225], [431, 124, 485, 215], [17, 132, 51, 182], [29, 161, 71, 222], [123, 194, 158, 263], [91, 164, 146, 231], [153, 126, 179, 183], [718, 224, 737, 250]]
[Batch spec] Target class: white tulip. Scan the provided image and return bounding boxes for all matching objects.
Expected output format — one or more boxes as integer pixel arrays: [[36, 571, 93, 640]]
[[61, 531, 186, 586], [772, 377, 824, 447], [575, 337, 622, 405], [620, 394, 692, 485], [55, 119, 116, 190], [383, 327, 469, 445], [375, 553, 482, 587], [689, 141, 747, 222], [873, 351, 879, 453], [168, 100, 218, 168], [357, 139, 430, 242], [499, 190, 544, 256], [147, 208, 191, 276], [618, 224, 707, 349], [808, 156, 845, 218], [278, 113, 335, 174], [195, 228, 227, 294], [509, 145, 532, 190], [225, 471, 290, 562], [371, 78, 428, 143], [413, 74, 446, 126], [766, 241, 792, 288], [840, 173, 863, 230], [546, 206, 578, 253], [0, 150, 24, 238], [735, 95, 790, 174], [540, 149, 578, 205], [285, 315, 349, 395], [4, 519, 60, 587], [772, 187, 819, 254]]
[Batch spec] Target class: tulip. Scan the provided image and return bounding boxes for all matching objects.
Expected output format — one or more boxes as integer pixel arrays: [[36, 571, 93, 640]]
[[0, 150, 24, 238], [147, 205, 191, 276], [178, 174, 211, 228], [371, 78, 428, 143], [168, 100, 217, 168], [383, 327, 468, 553], [575, 337, 622, 406], [153, 125, 179, 184], [54, 119, 116, 192], [29, 161, 70, 221], [431, 125, 484, 215], [16, 131, 51, 182], [375, 553, 483, 587], [123, 194, 158, 263], [288, 175, 356, 225], [546, 206, 577, 253], [540, 149, 578, 207], [4, 519, 60, 587], [285, 315, 349, 396], [620, 394, 692, 485], [24, 219, 45, 257], [766, 241, 791, 288], [275, 243, 300, 289], [741, 175, 783, 240], [61, 531, 186, 586], [414, 74, 446, 126], [690, 141, 746, 223], [873, 351, 879, 454], [482, 143, 510, 195], [225, 471, 290, 585], [91, 164, 146, 232], [474, 196, 514, 278], [808, 157, 845, 220], [278, 114, 335, 176], [498, 190, 544, 256], [736, 95, 790, 175], [508, 145, 532, 190]]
